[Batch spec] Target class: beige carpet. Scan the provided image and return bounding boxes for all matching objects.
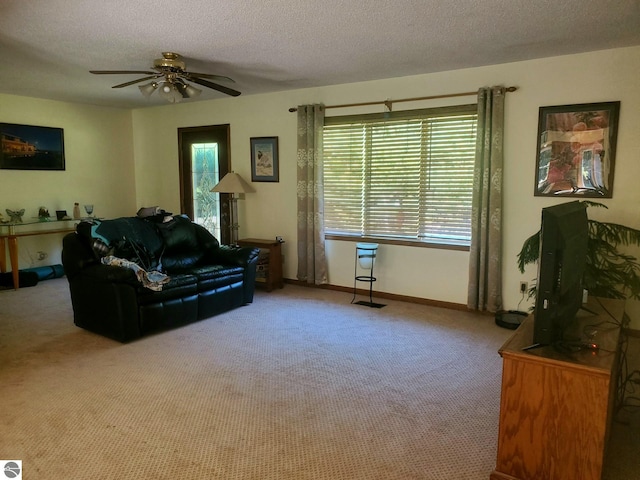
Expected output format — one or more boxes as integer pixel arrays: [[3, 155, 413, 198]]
[[0, 278, 636, 479]]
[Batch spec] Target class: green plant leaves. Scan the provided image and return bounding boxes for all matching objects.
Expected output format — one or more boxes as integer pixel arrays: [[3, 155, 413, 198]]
[[517, 201, 640, 301]]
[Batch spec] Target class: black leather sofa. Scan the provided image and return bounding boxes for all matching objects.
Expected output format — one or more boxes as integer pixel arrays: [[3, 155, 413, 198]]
[[62, 215, 259, 342]]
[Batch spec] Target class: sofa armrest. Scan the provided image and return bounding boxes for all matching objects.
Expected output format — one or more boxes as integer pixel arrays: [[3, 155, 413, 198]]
[[62, 232, 97, 280], [66, 265, 141, 342]]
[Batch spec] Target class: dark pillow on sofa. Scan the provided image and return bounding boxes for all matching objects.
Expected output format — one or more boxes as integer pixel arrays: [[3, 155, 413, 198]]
[[193, 223, 220, 250], [157, 215, 198, 253], [161, 251, 205, 272]]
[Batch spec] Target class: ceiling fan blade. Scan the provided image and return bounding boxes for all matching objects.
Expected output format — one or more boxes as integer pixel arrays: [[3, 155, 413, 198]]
[[90, 70, 156, 75], [183, 72, 236, 83], [188, 76, 241, 97], [111, 76, 159, 88]]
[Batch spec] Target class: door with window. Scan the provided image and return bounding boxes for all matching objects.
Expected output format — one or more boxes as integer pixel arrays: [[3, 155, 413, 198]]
[[178, 125, 230, 244]]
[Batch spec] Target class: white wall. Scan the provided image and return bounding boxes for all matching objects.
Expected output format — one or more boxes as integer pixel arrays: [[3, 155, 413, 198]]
[[3, 46, 639, 326], [131, 88, 476, 305], [0, 94, 136, 267], [131, 46, 640, 316]]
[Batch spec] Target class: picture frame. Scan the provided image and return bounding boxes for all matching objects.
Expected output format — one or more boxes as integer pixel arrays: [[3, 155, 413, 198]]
[[0, 123, 65, 171], [534, 101, 620, 197], [250, 136, 279, 182]]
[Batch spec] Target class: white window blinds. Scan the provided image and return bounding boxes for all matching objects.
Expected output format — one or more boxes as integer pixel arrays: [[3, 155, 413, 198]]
[[323, 105, 477, 246]]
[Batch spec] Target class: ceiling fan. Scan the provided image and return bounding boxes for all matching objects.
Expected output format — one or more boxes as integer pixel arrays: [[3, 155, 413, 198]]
[[90, 52, 241, 102]]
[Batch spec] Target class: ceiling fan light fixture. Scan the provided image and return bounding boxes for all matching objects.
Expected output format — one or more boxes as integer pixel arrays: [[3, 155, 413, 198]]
[[157, 81, 183, 103], [141, 78, 200, 103], [184, 83, 202, 98], [138, 81, 158, 98]]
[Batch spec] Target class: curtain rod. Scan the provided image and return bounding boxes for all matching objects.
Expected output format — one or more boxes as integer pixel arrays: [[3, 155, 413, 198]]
[[288, 86, 517, 112]]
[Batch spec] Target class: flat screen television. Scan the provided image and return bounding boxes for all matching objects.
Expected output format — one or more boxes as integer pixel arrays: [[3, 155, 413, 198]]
[[532, 200, 589, 347]]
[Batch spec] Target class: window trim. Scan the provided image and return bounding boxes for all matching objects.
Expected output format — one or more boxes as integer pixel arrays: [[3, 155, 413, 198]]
[[323, 104, 478, 126], [325, 233, 470, 251]]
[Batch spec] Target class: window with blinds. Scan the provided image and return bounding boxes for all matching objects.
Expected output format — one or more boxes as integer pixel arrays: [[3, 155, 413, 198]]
[[323, 104, 477, 246]]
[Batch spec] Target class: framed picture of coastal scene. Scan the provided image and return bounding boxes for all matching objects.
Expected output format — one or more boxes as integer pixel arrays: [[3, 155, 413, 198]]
[[250, 136, 279, 182], [534, 101, 619, 197], [0, 123, 66, 170]]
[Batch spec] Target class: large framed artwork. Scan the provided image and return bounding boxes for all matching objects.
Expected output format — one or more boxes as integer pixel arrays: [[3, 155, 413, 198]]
[[0, 123, 65, 170], [250, 136, 279, 182], [534, 101, 620, 197]]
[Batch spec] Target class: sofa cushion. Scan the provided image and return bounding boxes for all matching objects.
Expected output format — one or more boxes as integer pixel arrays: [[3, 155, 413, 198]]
[[162, 251, 205, 272], [136, 273, 198, 305], [186, 264, 244, 290], [194, 223, 220, 251], [157, 215, 198, 253]]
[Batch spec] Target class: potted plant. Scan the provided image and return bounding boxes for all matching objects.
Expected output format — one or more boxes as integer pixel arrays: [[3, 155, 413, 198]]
[[517, 201, 640, 303]]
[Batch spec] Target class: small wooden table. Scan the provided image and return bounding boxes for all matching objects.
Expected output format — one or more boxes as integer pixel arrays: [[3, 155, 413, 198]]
[[0, 220, 77, 289], [237, 238, 284, 291]]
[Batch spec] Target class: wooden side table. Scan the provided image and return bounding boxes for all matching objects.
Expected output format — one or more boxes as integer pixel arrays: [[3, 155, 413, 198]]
[[237, 238, 284, 291]]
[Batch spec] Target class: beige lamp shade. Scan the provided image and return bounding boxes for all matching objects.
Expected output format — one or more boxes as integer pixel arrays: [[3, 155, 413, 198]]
[[211, 172, 255, 194]]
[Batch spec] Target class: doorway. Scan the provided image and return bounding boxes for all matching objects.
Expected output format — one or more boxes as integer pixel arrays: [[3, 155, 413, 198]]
[[178, 125, 230, 244]]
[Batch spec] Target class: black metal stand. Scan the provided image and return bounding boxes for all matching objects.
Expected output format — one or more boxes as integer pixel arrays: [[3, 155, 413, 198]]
[[351, 244, 385, 308]]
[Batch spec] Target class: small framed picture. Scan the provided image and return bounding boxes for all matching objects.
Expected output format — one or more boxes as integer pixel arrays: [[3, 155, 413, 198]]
[[0, 123, 65, 170], [534, 101, 620, 197], [250, 137, 279, 182]]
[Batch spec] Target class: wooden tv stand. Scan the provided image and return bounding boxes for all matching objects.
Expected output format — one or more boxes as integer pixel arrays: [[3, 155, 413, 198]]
[[491, 298, 624, 480]]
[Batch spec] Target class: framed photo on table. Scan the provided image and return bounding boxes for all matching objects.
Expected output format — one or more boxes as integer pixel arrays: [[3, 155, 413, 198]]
[[0, 123, 65, 170], [250, 137, 279, 182], [534, 101, 619, 197]]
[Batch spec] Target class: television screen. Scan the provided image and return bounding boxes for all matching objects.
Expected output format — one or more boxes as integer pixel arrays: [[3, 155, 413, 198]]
[[532, 201, 589, 347]]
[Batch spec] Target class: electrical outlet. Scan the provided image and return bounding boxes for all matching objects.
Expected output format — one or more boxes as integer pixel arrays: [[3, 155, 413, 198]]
[[519, 281, 528, 293]]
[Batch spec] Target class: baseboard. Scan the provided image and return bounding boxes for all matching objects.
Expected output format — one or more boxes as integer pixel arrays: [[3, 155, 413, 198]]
[[283, 278, 472, 312]]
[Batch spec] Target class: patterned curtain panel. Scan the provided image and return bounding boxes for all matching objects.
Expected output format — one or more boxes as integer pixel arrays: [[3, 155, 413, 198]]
[[297, 104, 329, 285], [467, 87, 505, 312]]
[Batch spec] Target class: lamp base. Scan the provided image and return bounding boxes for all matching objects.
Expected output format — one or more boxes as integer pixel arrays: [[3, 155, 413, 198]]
[[229, 196, 239, 245]]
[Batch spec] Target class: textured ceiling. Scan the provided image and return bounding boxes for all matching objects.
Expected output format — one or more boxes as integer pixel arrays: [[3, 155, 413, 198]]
[[1, 0, 639, 109]]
